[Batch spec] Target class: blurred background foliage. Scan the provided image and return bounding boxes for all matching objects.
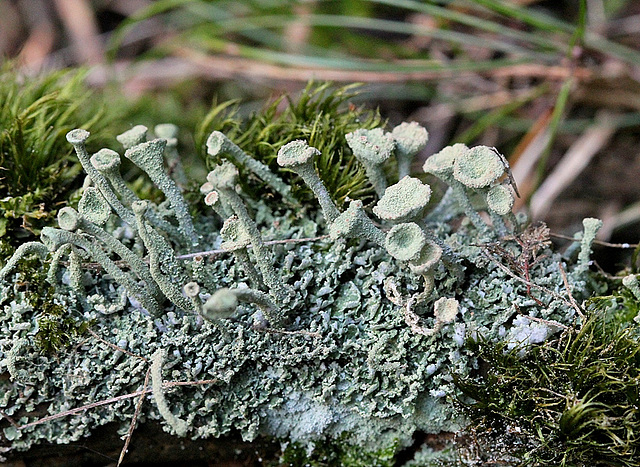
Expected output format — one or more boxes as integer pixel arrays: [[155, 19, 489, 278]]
[[1, 0, 640, 256]]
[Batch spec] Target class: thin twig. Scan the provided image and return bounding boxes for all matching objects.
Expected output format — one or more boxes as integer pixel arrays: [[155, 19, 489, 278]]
[[482, 251, 576, 310], [117, 366, 151, 467], [17, 378, 218, 430], [0, 409, 20, 430], [87, 328, 148, 362], [550, 232, 639, 249], [519, 314, 569, 330], [558, 262, 585, 319]]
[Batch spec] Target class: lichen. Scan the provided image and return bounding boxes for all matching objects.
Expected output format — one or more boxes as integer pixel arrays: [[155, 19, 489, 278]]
[[0, 110, 602, 462]]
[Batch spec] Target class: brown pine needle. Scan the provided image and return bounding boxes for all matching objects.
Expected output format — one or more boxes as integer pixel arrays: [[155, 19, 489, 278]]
[[87, 328, 148, 362], [17, 378, 218, 431], [117, 366, 151, 467]]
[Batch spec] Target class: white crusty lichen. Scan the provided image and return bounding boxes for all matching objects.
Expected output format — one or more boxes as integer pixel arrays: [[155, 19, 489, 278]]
[[0, 121, 603, 459]]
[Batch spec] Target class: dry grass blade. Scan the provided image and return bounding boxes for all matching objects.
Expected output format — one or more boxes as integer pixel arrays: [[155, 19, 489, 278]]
[[530, 112, 616, 220], [53, 0, 103, 65]]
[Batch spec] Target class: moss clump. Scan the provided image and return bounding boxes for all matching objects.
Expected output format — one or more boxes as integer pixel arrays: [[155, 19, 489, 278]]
[[10, 253, 91, 355], [0, 65, 120, 258], [454, 307, 640, 466], [196, 82, 382, 207]]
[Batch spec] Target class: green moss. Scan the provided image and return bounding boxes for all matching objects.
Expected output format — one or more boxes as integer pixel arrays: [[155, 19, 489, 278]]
[[454, 306, 640, 466], [0, 64, 122, 256], [279, 435, 399, 467], [7, 252, 91, 355], [196, 82, 382, 207]]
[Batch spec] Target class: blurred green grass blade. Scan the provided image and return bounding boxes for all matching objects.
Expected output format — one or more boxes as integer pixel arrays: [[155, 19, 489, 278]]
[[467, 0, 640, 65], [186, 34, 529, 72], [107, 0, 198, 60], [534, 77, 574, 189], [372, 0, 566, 52], [463, 0, 575, 33], [212, 14, 557, 60]]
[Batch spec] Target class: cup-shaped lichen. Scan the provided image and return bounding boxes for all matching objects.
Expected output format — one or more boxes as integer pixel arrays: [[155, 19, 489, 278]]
[[453, 145, 504, 189], [90, 149, 137, 204], [116, 125, 148, 150], [391, 122, 428, 178], [385, 222, 426, 262], [409, 239, 443, 275], [125, 139, 198, 246], [373, 176, 431, 223], [422, 143, 468, 178], [345, 128, 395, 197], [486, 184, 514, 216], [277, 140, 339, 223]]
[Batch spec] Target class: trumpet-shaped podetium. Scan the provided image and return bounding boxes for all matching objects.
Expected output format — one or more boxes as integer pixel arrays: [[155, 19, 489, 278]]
[[422, 143, 468, 177], [409, 239, 443, 275], [391, 121, 429, 178], [486, 184, 515, 216], [125, 138, 198, 246], [116, 125, 148, 150], [373, 176, 431, 223], [277, 140, 339, 223], [453, 146, 504, 189], [345, 128, 395, 196], [385, 222, 427, 262]]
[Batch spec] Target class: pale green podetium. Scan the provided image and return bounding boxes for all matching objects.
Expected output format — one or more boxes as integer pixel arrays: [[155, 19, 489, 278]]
[[277, 140, 340, 223], [391, 121, 429, 179], [385, 222, 426, 262], [409, 239, 443, 295], [90, 150, 182, 240], [202, 287, 277, 324], [220, 215, 263, 289], [59, 200, 162, 302], [66, 129, 136, 229], [373, 176, 431, 224], [116, 125, 148, 150], [345, 128, 395, 197], [374, 177, 461, 278], [40, 226, 162, 315], [89, 149, 136, 204], [577, 217, 603, 272], [132, 200, 192, 313], [423, 144, 489, 234], [154, 123, 187, 188], [151, 349, 189, 436], [486, 183, 517, 235], [125, 139, 199, 246], [207, 162, 290, 322], [452, 146, 504, 190], [206, 131, 297, 205], [329, 199, 385, 247]]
